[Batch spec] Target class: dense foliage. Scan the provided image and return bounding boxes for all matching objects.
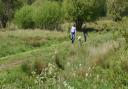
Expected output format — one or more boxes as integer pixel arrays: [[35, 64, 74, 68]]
[[0, 0, 128, 30], [14, 6, 35, 29], [33, 1, 63, 30], [63, 0, 107, 30], [14, 1, 63, 30], [0, 0, 22, 28], [107, 0, 128, 21]]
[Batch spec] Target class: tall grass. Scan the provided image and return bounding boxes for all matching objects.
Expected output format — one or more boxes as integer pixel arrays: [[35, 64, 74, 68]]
[[0, 30, 67, 58], [0, 22, 128, 89]]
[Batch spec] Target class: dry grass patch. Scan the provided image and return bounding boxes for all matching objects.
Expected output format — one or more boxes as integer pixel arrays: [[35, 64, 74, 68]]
[[87, 41, 120, 66], [23, 36, 47, 47]]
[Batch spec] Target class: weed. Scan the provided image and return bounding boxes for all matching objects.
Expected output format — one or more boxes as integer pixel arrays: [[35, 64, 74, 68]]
[[54, 51, 65, 70], [23, 36, 46, 47], [34, 59, 47, 74], [21, 60, 33, 75]]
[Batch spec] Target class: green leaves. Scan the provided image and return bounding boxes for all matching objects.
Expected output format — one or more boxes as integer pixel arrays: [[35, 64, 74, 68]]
[[14, 1, 64, 30], [33, 1, 64, 30], [14, 5, 35, 29], [63, 0, 106, 30], [0, 0, 4, 15], [107, 0, 128, 21], [63, 0, 106, 22]]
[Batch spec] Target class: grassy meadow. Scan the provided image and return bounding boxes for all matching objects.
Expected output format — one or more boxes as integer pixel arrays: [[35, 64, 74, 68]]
[[0, 20, 128, 89], [0, 0, 128, 89], [0, 30, 67, 58]]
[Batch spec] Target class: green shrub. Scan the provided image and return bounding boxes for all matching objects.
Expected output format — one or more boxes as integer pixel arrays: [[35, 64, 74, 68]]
[[21, 60, 33, 75], [21, 59, 47, 75], [54, 51, 65, 70], [33, 1, 64, 30], [118, 17, 128, 47], [14, 5, 35, 29], [34, 59, 47, 74], [122, 30, 128, 44]]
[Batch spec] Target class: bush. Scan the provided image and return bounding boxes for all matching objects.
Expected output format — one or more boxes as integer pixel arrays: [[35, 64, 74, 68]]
[[21, 59, 47, 75], [14, 1, 64, 30], [54, 51, 65, 70], [21, 60, 33, 75], [34, 59, 47, 74], [118, 17, 128, 47], [14, 5, 35, 29], [33, 1, 64, 30]]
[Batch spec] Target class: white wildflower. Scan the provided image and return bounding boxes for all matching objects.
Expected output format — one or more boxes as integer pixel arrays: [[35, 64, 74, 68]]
[[86, 73, 88, 77], [79, 64, 82, 67], [35, 80, 38, 84], [63, 81, 68, 87], [96, 74, 99, 80], [88, 67, 91, 71], [31, 71, 36, 75]]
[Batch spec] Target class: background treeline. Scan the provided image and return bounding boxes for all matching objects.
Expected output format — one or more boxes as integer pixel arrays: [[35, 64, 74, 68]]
[[14, 1, 63, 30], [0, 0, 128, 30]]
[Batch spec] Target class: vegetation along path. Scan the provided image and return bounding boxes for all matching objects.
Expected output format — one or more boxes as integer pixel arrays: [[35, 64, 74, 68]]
[[0, 37, 122, 71], [0, 41, 68, 71]]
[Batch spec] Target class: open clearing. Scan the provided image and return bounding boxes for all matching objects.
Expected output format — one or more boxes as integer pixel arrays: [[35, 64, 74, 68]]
[[0, 30, 127, 89]]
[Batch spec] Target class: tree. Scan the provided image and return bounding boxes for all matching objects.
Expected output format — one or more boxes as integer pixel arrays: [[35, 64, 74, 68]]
[[49, 0, 63, 2], [14, 5, 35, 29], [0, 0, 3, 16], [0, 0, 4, 27], [63, 0, 107, 31], [27, 0, 36, 5], [33, 1, 64, 30], [0, 0, 8, 28], [107, 0, 128, 21], [15, 1, 64, 30], [0, 0, 22, 28]]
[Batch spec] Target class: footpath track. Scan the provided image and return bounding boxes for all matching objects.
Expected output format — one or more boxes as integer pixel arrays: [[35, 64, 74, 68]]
[[0, 41, 68, 71], [0, 38, 122, 71]]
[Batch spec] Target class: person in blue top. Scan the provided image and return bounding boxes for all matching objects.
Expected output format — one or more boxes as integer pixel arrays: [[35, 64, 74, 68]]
[[70, 24, 76, 44]]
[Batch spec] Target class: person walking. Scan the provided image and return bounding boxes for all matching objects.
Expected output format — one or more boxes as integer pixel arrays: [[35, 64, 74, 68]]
[[83, 28, 88, 42], [70, 24, 76, 44]]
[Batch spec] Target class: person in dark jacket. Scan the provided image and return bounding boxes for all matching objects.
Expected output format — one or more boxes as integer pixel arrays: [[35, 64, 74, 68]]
[[82, 28, 88, 42]]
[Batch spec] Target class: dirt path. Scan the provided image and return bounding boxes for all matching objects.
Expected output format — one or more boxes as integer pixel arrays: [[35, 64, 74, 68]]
[[0, 60, 23, 71], [0, 39, 122, 71], [0, 41, 68, 71]]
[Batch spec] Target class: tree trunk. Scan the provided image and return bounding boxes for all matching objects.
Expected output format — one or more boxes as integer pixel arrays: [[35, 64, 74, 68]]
[[1, 15, 8, 28], [75, 18, 83, 31], [27, 0, 33, 5]]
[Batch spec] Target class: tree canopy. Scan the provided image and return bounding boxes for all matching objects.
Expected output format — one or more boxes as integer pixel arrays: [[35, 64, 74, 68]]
[[107, 0, 128, 21], [0, 0, 128, 30], [0, 0, 22, 28], [63, 0, 107, 30]]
